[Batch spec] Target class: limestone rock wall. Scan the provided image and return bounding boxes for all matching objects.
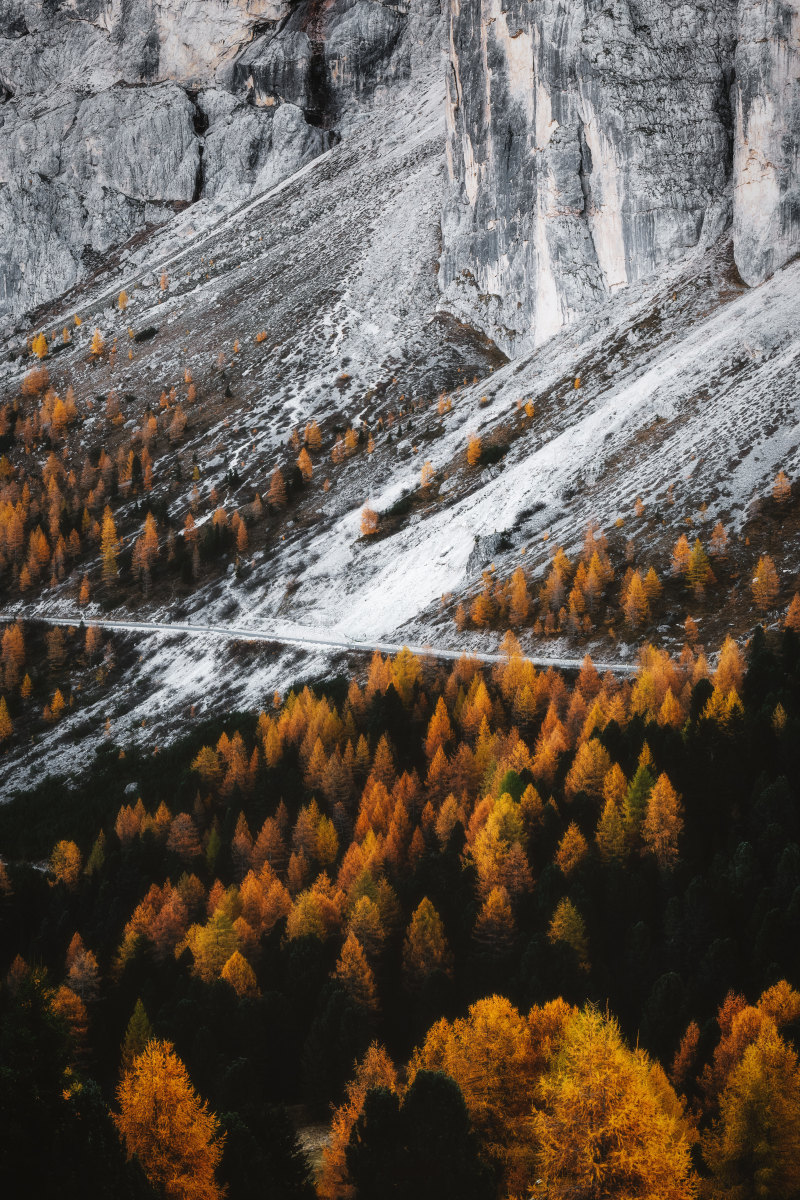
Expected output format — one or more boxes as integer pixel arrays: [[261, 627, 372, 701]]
[[0, 0, 436, 320], [733, 0, 800, 286], [440, 0, 799, 354]]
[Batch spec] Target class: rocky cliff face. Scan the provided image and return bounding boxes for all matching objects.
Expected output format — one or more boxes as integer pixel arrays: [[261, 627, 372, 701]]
[[440, 0, 800, 353], [734, 0, 800, 287], [0, 0, 438, 321], [1, 0, 798, 348]]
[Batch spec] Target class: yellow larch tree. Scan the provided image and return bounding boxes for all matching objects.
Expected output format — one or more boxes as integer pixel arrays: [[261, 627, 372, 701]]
[[334, 931, 379, 1012], [220, 949, 259, 997], [547, 898, 588, 969], [50, 840, 82, 889], [100, 505, 120, 581], [556, 823, 588, 877], [0, 695, 12, 742], [268, 467, 287, 507], [534, 1007, 698, 1200], [318, 1043, 398, 1200], [114, 1040, 225, 1200], [642, 773, 683, 870], [402, 897, 452, 991], [703, 1018, 800, 1200], [752, 554, 779, 612], [773, 469, 792, 505], [786, 593, 800, 632], [408, 994, 550, 1192]]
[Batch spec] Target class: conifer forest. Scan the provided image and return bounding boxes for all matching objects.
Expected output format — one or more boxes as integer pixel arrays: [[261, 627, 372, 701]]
[[2, 0, 800, 1196]]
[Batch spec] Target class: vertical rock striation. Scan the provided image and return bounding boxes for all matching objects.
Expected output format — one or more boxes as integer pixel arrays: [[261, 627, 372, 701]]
[[440, 0, 799, 354], [733, 0, 800, 286], [1, 0, 797, 346], [440, 0, 739, 354], [0, 0, 438, 321]]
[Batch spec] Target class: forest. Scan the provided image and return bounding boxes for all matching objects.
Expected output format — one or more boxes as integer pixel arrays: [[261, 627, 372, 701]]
[[2, 621, 800, 1198]]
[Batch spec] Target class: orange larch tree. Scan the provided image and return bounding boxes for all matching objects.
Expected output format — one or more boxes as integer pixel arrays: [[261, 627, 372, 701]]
[[115, 1040, 225, 1200]]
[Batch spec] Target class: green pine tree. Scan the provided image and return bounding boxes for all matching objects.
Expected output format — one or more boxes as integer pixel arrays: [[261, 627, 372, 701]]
[[121, 999, 153, 1072], [623, 764, 654, 845], [85, 830, 106, 877]]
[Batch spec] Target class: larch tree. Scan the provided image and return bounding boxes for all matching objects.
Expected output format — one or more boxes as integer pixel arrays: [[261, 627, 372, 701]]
[[408, 994, 543, 1192], [534, 1007, 698, 1200], [220, 950, 259, 998], [710, 520, 729, 559], [703, 1019, 800, 1200], [49, 840, 82, 890], [100, 505, 119, 581], [556, 823, 588, 877], [688, 539, 715, 597], [596, 798, 627, 863], [268, 467, 287, 507], [0, 695, 12, 742], [773, 469, 792, 505], [335, 931, 379, 1012], [564, 738, 612, 801], [642, 773, 683, 871], [467, 435, 482, 467], [166, 813, 202, 862], [547, 898, 588, 970], [752, 554, 779, 612], [185, 910, 238, 982], [297, 447, 313, 481], [90, 328, 105, 357], [360, 507, 379, 537], [425, 695, 453, 759], [402, 898, 452, 991], [473, 885, 515, 956], [115, 1040, 225, 1200], [786, 593, 800, 632], [671, 535, 692, 577], [714, 635, 745, 695], [347, 895, 385, 962], [509, 566, 530, 626], [319, 1043, 398, 1200], [624, 571, 650, 627]]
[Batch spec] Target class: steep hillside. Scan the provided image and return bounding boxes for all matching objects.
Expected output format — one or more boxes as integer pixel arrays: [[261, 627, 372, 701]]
[[1, 0, 799, 787]]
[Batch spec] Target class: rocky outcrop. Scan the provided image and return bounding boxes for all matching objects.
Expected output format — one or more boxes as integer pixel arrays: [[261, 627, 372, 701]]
[[199, 91, 333, 204], [0, 0, 435, 321], [2, 0, 797, 344], [233, 0, 441, 125], [0, 83, 199, 317], [733, 0, 800, 286], [440, 0, 799, 355], [441, 0, 738, 354]]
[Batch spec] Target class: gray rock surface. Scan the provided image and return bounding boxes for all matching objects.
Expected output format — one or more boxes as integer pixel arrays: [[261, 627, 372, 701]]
[[0, 0, 434, 321], [440, 0, 799, 354], [1, 0, 798, 346], [733, 0, 800, 285]]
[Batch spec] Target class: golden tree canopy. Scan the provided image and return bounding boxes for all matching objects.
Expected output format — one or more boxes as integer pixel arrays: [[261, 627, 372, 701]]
[[115, 1039, 225, 1200], [534, 1007, 698, 1200]]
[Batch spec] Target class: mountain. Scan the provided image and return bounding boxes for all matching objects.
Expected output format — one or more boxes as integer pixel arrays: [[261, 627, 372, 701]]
[[0, 0, 799, 774], [3, 8, 800, 1197]]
